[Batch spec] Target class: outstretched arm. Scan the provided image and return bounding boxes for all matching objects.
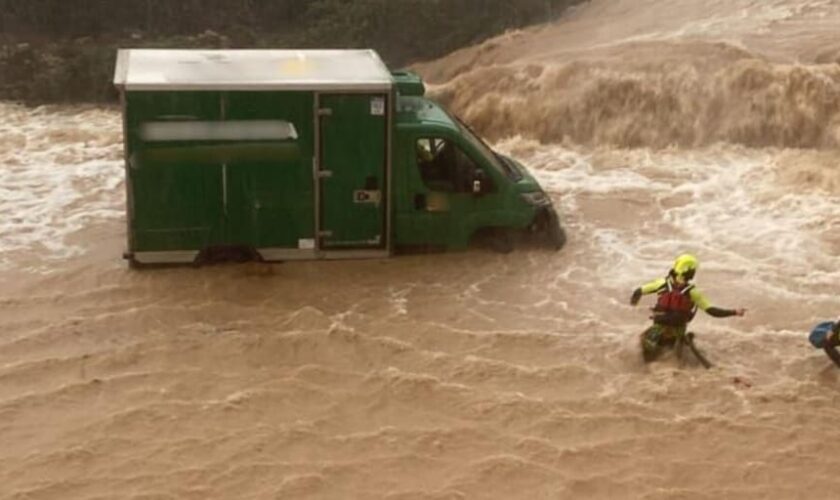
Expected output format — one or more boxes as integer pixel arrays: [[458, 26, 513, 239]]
[[689, 289, 746, 317], [706, 307, 746, 318]]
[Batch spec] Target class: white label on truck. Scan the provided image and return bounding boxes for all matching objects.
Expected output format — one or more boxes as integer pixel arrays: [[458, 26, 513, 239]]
[[141, 120, 299, 141], [354, 190, 382, 205], [371, 97, 385, 116], [298, 238, 315, 250]]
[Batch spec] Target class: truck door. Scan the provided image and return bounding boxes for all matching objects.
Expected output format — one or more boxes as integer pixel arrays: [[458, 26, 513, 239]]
[[409, 135, 494, 248], [318, 94, 388, 249]]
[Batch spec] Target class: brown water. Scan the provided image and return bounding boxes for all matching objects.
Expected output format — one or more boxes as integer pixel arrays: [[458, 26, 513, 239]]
[[3, 1, 840, 498]]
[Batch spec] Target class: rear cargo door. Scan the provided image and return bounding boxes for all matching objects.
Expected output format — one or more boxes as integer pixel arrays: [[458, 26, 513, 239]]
[[318, 94, 388, 249], [126, 91, 226, 252]]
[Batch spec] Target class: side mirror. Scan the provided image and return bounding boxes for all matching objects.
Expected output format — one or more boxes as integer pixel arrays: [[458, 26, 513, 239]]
[[472, 169, 486, 195]]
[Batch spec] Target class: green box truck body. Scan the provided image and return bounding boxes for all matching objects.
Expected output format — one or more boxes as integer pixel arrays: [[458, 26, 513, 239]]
[[114, 49, 564, 265]]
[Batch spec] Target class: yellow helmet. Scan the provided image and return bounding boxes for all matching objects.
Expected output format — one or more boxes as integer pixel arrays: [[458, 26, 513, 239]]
[[673, 253, 698, 279]]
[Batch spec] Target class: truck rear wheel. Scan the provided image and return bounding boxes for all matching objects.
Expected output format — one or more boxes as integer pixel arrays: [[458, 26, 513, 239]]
[[196, 246, 263, 265]]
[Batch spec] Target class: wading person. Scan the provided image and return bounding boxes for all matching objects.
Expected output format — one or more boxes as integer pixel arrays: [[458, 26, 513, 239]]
[[630, 254, 746, 367], [808, 320, 840, 368]]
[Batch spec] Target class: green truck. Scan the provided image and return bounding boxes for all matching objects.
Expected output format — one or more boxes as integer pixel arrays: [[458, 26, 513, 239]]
[[113, 49, 564, 266]]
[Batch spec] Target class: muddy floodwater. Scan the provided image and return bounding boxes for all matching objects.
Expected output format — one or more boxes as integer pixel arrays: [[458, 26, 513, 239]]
[[3, 0, 840, 498]]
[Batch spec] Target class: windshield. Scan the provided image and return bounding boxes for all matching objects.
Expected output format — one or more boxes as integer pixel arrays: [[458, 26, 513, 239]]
[[453, 115, 523, 181]]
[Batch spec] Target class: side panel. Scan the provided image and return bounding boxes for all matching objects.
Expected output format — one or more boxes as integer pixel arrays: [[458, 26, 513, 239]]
[[125, 91, 317, 254], [318, 94, 388, 249], [224, 92, 316, 249], [126, 91, 224, 252]]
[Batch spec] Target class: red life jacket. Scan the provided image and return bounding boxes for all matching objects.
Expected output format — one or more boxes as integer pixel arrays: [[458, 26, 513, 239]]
[[652, 278, 696, 325]]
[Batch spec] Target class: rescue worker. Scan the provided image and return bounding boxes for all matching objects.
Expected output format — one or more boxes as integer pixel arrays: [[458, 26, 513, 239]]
[[810, 320, 840, 367], [630, 254, 746, 363]]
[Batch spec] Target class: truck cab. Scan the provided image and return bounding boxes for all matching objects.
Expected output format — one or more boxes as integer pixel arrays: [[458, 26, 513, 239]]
[[391, 71, 564, 251]]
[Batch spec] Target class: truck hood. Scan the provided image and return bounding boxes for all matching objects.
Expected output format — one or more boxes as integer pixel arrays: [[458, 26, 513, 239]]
[[501, 155, 544, 193]]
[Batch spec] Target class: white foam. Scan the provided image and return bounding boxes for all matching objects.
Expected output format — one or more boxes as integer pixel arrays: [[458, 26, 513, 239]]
[[504, 142, 840, 320], [0, 103, 124, 270]]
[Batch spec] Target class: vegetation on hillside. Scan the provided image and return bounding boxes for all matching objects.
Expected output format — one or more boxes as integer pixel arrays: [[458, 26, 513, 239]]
[[0, 0, 585, 103]]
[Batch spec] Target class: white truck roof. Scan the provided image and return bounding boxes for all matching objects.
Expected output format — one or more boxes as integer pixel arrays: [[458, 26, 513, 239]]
[[114, 49, 393, 91]]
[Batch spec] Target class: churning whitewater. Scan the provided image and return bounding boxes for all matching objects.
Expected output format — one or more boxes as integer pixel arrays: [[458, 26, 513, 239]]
[[3, 0, 840, 498]]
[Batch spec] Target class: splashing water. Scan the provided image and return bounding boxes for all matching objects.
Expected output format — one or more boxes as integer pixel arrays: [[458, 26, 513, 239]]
[[3, 1, 840, 498]]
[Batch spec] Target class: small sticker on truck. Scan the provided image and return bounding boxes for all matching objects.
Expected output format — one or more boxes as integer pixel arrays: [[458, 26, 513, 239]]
[[370, 97, 385, 116], [354, 190, 382, 205]]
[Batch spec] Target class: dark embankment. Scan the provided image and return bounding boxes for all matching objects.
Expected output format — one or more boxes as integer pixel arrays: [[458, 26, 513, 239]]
[[0, 0, 584, 104]]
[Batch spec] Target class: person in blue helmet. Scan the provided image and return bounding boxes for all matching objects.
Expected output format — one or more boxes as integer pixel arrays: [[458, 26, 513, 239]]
[[630, 254, 746, 364], [809, 320, 840, 367]]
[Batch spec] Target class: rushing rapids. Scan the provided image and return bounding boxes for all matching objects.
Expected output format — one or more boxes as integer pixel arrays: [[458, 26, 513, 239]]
[[2, 1, 840, 498]]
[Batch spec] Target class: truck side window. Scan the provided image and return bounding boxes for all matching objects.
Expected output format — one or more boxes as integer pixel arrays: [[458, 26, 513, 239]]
[[415, 137, 485, 193]]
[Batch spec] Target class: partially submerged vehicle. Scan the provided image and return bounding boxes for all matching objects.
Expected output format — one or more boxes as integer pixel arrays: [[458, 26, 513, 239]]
[[113, 49, 565, 266]]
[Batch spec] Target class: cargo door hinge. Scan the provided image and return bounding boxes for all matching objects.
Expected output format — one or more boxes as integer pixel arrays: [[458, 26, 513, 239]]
[[318, 230, 333, 238], [318, 108, 333, 116], [317, 170, 333, 179]]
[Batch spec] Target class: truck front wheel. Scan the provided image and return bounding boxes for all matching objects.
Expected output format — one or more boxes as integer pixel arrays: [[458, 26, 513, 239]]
[[546, 223, 566, 250], [532, 208, 566, 251], [471, 227, 515, 254], [489, 228, 515, 254]]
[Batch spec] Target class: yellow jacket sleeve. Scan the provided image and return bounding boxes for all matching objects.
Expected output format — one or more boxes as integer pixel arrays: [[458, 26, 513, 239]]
[[640, 278, 666, 294], [688, 287, 711, 311]]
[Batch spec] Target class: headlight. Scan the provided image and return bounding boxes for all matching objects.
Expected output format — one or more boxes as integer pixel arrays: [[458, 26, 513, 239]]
[[520, 191, 551, 206]]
